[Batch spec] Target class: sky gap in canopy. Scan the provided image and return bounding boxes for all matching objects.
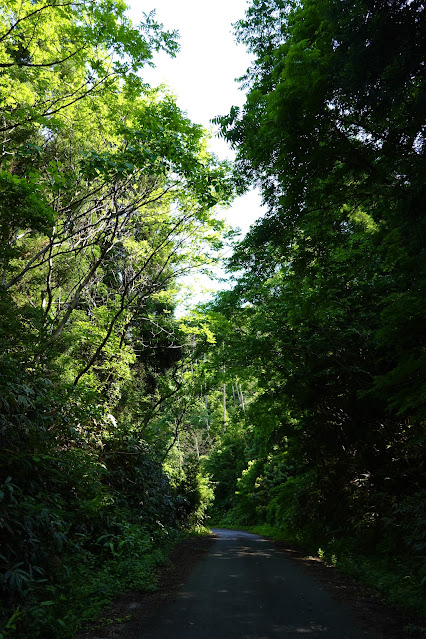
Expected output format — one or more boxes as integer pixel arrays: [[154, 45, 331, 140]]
[[127, 0, 264, 238]]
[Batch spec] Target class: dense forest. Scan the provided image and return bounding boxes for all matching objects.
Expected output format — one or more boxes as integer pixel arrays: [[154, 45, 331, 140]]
[[0, 0, 425, 637]]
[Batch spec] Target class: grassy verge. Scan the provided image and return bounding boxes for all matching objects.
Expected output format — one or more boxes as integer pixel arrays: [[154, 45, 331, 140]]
[[0, 530, 184, 639]]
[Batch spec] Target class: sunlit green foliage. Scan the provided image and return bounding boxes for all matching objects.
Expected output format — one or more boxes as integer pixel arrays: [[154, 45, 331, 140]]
[[0, 1, 234, 636], [1, 0, 425, 632]]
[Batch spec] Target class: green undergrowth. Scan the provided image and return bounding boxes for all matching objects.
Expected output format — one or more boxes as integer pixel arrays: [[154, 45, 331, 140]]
[[210, 521, 426, 626], [0, 529, 184, 639], [1, 524, 213, 639], [188, 525, 213, 537]]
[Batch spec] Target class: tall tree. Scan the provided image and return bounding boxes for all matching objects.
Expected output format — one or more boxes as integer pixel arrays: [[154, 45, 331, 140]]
[[211, 0, 426, 556], [0, 4, 235, 635]]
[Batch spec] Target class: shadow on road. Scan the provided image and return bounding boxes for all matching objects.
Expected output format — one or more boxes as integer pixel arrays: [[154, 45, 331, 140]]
[[137, 528, 374, 638]]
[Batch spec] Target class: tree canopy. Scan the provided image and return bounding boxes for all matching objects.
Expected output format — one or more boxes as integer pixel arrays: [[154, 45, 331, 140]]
[[206, 0, 426, 612], [1, 0, 425, 635], [0, 2, 235, 635]]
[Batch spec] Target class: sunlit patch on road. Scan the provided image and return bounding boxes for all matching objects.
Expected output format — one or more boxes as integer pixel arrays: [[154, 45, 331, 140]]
[[139, 529, 375, 638]]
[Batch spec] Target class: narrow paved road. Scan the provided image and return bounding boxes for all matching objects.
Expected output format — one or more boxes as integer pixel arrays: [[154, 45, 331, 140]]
[[137, 529, 374, 639]]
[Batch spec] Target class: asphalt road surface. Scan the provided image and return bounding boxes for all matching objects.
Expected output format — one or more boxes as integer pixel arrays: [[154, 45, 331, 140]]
[[137, 529, 374, 639]]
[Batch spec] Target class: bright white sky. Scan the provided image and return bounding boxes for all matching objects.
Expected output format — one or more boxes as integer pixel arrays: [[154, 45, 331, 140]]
[[127, 0, 264, 236], [126, 0, 265, 307]]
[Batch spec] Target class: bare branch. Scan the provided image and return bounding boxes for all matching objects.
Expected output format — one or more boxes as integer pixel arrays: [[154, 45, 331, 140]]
[[0, 45, 87, 68]]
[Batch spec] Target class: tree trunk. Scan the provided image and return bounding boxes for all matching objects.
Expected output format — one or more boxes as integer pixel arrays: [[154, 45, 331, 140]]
[[223, 383, 227, 433]]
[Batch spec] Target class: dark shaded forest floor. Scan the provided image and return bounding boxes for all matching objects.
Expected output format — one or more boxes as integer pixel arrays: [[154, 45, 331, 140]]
[[79, 535, 216, 639], [79, 532, 424, 639]]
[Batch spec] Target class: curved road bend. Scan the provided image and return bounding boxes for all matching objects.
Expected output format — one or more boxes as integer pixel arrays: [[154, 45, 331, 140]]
[[137, 528, 374, 639]]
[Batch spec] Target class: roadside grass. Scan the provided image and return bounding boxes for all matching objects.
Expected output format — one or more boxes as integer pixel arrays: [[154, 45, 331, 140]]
[[0, 532, 183, 639], [187, 524, 212, 537], [1, 525, 215, 639], [209, 520, 426, 631]]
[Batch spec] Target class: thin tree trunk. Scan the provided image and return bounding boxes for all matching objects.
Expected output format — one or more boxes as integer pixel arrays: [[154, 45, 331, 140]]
[[237, 383, 246, 412], [239, 383, 246, 411], [223, 383, 227, 433], [205, 395, 209, 431], [177, 431, 182, 477], [193, 431, 200, 461]]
